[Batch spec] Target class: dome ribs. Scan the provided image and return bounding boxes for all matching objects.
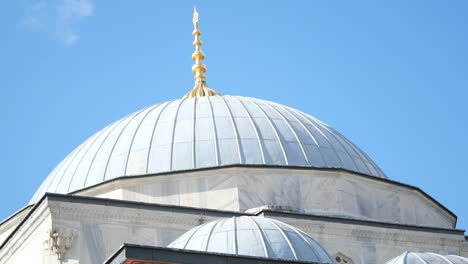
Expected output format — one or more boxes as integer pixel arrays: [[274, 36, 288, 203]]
[[31, 96, 387, 202], [145, 101, 173, 174], [277, 104, 327, 167], [244, 97, 288, 165], [307, 115, 361, 173], [206, 96, 220, 166], [229, 95, 266, 165], [82, 115, 132, 188], [264, 101, 310, 166], [218, 95, 242, 164], [102, 107, 149, 182], [294, 110, 345, 169], [64, 125, 110, 193], [123, 103, 164, 176]]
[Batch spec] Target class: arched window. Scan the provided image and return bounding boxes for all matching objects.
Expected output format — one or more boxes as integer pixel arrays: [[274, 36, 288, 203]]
[[334, 253, 354, 264]]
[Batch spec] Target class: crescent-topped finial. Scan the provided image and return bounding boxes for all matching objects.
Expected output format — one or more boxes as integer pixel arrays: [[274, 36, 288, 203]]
[[183, 7, 220, 99]]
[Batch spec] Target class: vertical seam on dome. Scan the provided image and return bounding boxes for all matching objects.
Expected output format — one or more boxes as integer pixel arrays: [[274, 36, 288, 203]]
[[427, 253, 454, 264], [34, 153, 71, 200], [333, 128, 385, 178], [218, 95, 242, 164], [246, 217, 269, 258], [412, 253, 429, 264], [146, 101, 173, 174], [265, 103, 310, 165], [205, 220, 221, 251], [103, 108, 148, 181], [278, 105, 327, 166], [181, 222, 205, 249], [448, 255, 468, 262], [65, 124, 111, 193], [41, 148, 78, 195], [307, 116, 361, 173], [82, 117, 130, 188], [294, 110, 345, 168], [192, 97, 197, 169], [229, 96, 265, 164], [265, 218, 297, 260], [53, 140, 90, 193], [402, 251, 409, 263], [33, 141, 82, 201], [169, 98, 187, 171], [206, 96, 220, 166], [331, 128, 377, 176], [123, 104, 163, 175], [244, 97, 288, 165], [278, 221, 322, 261]]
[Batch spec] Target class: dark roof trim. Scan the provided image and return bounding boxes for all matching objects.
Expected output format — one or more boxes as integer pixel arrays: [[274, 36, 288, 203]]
[[258, 209, 465, 236], [69, 163, 457, 222], [105, 243, 324, 264], [46, 192, 248, 218], [0, 205, 33, 229], [47, 194, 465, 235], [0, 194, 49, 251]]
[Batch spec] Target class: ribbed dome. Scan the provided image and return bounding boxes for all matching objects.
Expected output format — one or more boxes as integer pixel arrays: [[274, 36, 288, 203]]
[[385, 252, 468, 264], [31, 95, 385, 203], [168, 216, 334, 263]]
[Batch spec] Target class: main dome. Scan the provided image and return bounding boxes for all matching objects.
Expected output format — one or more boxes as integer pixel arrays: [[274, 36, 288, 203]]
[[168, 216, 334, 263], [30, 95, 385, 203]]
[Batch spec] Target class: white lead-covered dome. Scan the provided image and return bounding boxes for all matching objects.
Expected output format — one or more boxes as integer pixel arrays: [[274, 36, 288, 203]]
[[385, 252, 468, 264], [31, 95, 385, 203], [169, 216, 334, 263]]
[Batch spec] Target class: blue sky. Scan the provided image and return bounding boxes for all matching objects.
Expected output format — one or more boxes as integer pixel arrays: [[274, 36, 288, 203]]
[[1, 0, 467, 231]]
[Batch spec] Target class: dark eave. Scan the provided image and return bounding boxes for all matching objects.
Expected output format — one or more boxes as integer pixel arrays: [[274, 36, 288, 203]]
[[105, 243, 325, 264]]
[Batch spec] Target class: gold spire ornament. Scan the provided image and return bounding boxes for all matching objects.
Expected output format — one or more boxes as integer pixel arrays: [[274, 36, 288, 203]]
[[183, 8, 220, 99]]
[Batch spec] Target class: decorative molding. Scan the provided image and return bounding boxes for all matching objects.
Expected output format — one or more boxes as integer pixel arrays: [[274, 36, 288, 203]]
[[49, 202, 208, 228], [45, 227, 77, 261], [286, 221, 463, 248], [333, 253, 354, 264]]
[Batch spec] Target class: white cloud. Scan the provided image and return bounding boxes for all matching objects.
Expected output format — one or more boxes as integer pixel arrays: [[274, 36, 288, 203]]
[[21, 0, 94, 46]]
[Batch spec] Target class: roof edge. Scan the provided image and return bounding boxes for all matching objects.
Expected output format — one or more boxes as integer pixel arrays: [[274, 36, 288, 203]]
[[67, 164, 457, 223], [2, 193, 464, 254]]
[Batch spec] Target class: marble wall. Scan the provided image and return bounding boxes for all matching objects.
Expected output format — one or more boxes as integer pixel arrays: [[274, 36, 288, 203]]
[[78, 166, 456, 229], [1, 196, 465, 264]]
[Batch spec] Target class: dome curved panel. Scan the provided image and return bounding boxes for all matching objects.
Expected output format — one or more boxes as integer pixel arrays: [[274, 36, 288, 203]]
[[168, 216, 334, 263], [30, 95, 385, 203], [385, 252, 468, 264]]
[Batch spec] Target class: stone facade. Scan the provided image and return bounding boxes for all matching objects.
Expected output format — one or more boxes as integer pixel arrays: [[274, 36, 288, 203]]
[[77, 166, 456, 229], [0, 194, 466, 264]]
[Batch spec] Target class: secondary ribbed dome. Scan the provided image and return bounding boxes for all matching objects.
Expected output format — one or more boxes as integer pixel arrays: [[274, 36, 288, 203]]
[[168, 216, 334, 263], [385, 252, 468, 264], [30, 95, 385, 203]]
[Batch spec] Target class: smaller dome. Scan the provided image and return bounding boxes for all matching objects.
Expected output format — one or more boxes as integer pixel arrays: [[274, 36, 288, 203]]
[[385, 252, 468, 264], [168, 216, 334, 263]]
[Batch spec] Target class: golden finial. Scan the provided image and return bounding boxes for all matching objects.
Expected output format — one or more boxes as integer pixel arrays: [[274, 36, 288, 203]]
[[183, 7, 220, 99]]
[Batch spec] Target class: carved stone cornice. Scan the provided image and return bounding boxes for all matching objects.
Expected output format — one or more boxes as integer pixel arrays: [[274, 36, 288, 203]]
[[48, 201, 208, 228], [45, 227, 77, 261], [292, 222, 463, 248]]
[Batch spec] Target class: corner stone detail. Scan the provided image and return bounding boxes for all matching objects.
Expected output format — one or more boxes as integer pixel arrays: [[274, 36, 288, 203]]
[[45, 227, 77, 262]]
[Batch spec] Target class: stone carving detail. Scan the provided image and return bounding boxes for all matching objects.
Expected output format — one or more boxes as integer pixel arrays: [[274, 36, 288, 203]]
[[334, 253, 354, 264], [334, 253, 353, 264], [46, 227, 77, 262]]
